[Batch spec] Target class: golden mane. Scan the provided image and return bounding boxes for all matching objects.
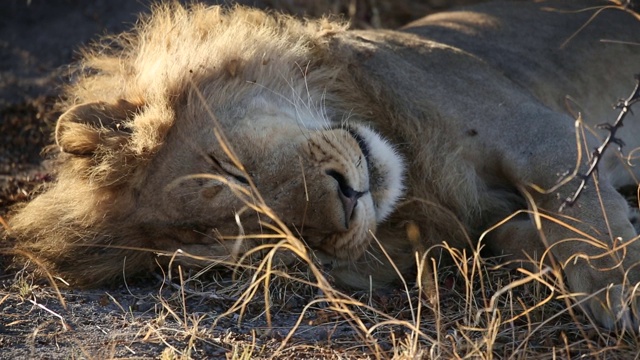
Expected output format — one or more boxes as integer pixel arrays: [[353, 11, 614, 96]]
[[69, 3, 348, 184], [8, 4, 350, 285]]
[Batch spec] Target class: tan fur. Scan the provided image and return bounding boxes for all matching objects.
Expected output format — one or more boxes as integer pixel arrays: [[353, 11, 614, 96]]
[[6, 2, 640, 330]]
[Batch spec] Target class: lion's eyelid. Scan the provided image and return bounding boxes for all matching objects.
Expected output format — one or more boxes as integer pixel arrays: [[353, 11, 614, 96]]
[[207, 153, 250, 185]]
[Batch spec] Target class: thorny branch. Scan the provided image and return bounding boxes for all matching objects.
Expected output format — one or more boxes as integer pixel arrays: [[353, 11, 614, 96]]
[[561, 74, 640, 211]]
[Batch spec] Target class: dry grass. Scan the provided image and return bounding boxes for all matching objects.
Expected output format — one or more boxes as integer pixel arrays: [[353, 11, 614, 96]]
[[3, 226, 640, 358]]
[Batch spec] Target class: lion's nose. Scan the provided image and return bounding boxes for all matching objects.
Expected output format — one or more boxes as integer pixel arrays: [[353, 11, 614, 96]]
[[326, 170, 365, 228]]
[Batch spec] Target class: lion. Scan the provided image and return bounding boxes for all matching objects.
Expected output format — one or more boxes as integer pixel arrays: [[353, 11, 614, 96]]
[[5, 1, 640, 331]]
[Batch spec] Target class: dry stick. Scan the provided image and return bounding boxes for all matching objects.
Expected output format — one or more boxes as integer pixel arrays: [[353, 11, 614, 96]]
[[28, 299, 72, 331], [561, 74, 640, 211]]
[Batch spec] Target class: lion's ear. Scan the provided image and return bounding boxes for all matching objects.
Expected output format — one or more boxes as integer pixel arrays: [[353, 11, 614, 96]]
[[55, 99, 142, 156]]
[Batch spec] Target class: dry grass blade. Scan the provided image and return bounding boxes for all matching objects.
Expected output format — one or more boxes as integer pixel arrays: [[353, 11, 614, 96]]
[[0, 215, 10, 231], [27, 298, 72, 331]]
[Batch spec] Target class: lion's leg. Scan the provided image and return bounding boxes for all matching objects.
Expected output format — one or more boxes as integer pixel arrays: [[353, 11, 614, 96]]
[[511, 144, 640, 330], [478, 104, 640, 330], [487, 198, 640, 329], [548, 183, 640, 330], [484, 217, 550, 273]]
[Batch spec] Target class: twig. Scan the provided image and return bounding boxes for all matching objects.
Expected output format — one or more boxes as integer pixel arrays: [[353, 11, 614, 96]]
[[561, 74, 640, 211], [28, 298, 72, 331]]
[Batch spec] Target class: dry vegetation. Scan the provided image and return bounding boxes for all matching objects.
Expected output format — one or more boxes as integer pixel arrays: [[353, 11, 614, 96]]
[[1, 0, 640, 359]]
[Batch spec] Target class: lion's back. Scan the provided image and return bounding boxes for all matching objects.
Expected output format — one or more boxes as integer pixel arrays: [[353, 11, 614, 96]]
[[402, 1, 640, 120]]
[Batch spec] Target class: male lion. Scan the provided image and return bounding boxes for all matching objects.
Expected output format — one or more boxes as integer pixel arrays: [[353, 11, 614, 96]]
[[6, 1, 640, 330]]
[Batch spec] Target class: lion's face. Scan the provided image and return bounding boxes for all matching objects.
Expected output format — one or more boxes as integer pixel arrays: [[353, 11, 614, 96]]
[[157, 103, 404, 261], [55, 96, 404, 264]]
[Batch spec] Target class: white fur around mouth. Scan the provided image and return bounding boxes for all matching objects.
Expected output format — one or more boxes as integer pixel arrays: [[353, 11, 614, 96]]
[[349, 125, 405, 222]]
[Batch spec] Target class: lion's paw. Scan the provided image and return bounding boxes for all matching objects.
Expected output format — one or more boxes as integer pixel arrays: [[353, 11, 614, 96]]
[[584, 284, 640, 332]]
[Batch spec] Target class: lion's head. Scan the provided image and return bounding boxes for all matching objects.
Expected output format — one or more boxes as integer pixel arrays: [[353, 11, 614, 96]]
[[8, 4, 405, 286]]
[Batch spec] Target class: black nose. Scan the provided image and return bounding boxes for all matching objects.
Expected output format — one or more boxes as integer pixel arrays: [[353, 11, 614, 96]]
[[326, 170, 365, 228]]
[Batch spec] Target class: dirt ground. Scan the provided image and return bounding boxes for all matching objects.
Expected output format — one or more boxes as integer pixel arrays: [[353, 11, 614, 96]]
[[2, 1, 640, 359]]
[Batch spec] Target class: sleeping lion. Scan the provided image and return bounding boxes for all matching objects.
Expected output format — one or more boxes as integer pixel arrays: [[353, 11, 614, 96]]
[[6, 1, 640, 331]]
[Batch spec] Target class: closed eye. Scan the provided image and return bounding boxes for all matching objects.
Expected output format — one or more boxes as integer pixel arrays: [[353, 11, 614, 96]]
[[207, 153, 250, 186], [231, 173, 249, 185]]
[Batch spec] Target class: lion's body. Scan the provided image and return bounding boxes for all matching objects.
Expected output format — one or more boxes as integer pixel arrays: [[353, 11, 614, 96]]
[[7, 1, 640, 329]]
